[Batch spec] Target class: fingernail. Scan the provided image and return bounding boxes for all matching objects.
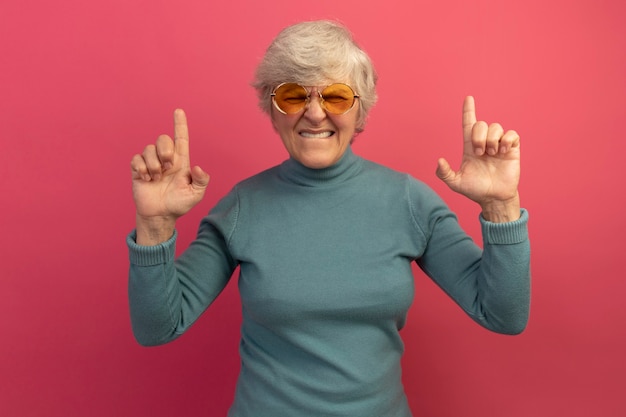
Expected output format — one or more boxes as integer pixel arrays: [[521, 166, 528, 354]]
[[474, 148, 484, 156], [143, 174, 151, 181], [487, 148, 497, 156]]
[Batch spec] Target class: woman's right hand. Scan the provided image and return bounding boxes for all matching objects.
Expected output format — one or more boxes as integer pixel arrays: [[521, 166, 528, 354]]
[[130, 109, 210, 245]]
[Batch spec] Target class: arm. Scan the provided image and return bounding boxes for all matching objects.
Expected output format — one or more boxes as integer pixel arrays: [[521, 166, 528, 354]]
[[127, 203, 238, 346], [413, 184, 530, 334], [128, 109, 228, 346], [422, 96, 530, 333]]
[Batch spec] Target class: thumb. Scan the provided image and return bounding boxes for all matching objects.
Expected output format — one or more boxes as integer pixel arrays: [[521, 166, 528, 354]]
[[435, 158, 457, 188], [190, 165, 210, 191]]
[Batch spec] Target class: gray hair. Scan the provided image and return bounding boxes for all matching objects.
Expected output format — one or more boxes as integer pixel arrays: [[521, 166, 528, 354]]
[[252, 20, 378, 132]]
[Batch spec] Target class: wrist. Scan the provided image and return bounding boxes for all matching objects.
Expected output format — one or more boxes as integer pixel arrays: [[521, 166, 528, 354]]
[[480, 193, 521, 223], [135, 214, 176, 246]]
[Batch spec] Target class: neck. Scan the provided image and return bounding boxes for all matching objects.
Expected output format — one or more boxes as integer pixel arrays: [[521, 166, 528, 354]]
[[279, 147, 362, 187]]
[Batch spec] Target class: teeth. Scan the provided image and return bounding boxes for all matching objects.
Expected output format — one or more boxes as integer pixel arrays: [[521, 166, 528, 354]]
[[301, 131, 333, 138]]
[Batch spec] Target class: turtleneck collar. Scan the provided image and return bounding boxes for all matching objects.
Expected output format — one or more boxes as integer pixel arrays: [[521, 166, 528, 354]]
[[278, 146, 363, 187]]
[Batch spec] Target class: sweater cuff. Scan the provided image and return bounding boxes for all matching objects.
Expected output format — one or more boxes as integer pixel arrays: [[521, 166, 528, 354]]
[[126, 229, 177, 266], [480, 208, 529, 245]]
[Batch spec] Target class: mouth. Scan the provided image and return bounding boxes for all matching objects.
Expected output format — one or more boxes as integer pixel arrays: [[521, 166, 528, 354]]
[[299, 130, 335, 139]]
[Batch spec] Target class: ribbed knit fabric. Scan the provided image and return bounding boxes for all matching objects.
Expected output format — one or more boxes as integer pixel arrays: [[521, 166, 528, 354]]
[[127, 146, 530, 417]]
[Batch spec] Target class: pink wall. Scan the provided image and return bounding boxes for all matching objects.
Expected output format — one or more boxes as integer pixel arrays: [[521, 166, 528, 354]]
[[2, 0, 625, 416]]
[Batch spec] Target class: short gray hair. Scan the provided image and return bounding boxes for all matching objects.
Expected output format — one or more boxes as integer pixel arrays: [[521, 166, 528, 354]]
[[252, 20, 378, 132]]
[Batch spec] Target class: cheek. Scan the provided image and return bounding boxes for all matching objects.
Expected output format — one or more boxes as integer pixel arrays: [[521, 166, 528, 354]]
[[336, 118, 358, 138], [270, 111, 296, 133]]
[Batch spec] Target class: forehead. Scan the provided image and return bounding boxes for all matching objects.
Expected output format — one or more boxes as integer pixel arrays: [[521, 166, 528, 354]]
[[283, 81, 353, 89], [278, 74, 352, 86]]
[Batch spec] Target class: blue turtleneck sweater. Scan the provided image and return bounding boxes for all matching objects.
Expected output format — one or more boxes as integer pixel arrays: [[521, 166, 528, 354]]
[[127, 147, 530, 417]]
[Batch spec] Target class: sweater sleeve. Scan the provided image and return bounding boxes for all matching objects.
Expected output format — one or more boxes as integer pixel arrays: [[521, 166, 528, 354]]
[[127, 188, 240, 346], [411, 179, 531, 335]]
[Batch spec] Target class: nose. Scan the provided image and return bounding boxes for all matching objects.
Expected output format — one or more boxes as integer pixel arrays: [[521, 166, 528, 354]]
[[303, 93, 327, 121]]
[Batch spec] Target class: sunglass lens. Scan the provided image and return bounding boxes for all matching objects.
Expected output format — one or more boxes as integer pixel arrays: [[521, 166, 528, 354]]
[[321, 84, 356, 114], [274, 83, 308, 114]]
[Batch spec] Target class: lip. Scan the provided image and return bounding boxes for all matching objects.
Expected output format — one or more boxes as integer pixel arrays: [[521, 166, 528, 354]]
[[298, 129, 335, 138]]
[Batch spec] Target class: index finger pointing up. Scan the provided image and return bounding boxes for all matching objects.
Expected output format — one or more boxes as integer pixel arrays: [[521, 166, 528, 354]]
[[462, 96, 477, 142], [173, 108, 190, 167]]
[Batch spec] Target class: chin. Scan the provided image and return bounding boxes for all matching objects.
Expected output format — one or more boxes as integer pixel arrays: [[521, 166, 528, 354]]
[[300, 159, 333, 169], [296, 153, 338, 169]]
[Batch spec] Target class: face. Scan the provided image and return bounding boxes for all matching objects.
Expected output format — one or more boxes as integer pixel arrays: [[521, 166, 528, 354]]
[[271, 84, 360, 169]]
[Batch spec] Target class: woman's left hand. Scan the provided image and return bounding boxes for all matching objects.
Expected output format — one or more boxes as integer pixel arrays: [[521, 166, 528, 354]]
[[436, 96, 521, 222]]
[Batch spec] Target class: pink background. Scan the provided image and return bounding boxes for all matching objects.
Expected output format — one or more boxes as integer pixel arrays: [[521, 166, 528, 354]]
[[2, 0, 625, 416]]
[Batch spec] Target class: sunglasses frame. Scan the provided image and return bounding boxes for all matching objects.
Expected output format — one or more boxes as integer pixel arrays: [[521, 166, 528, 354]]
[[271, 82, 360, 115]]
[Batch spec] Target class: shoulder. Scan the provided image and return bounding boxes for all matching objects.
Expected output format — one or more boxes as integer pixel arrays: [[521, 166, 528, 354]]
[[359, 156, 453, 220], [358, 157, 438, 198], [235, 164, 282, 189], [203, 167, 282, 244]]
